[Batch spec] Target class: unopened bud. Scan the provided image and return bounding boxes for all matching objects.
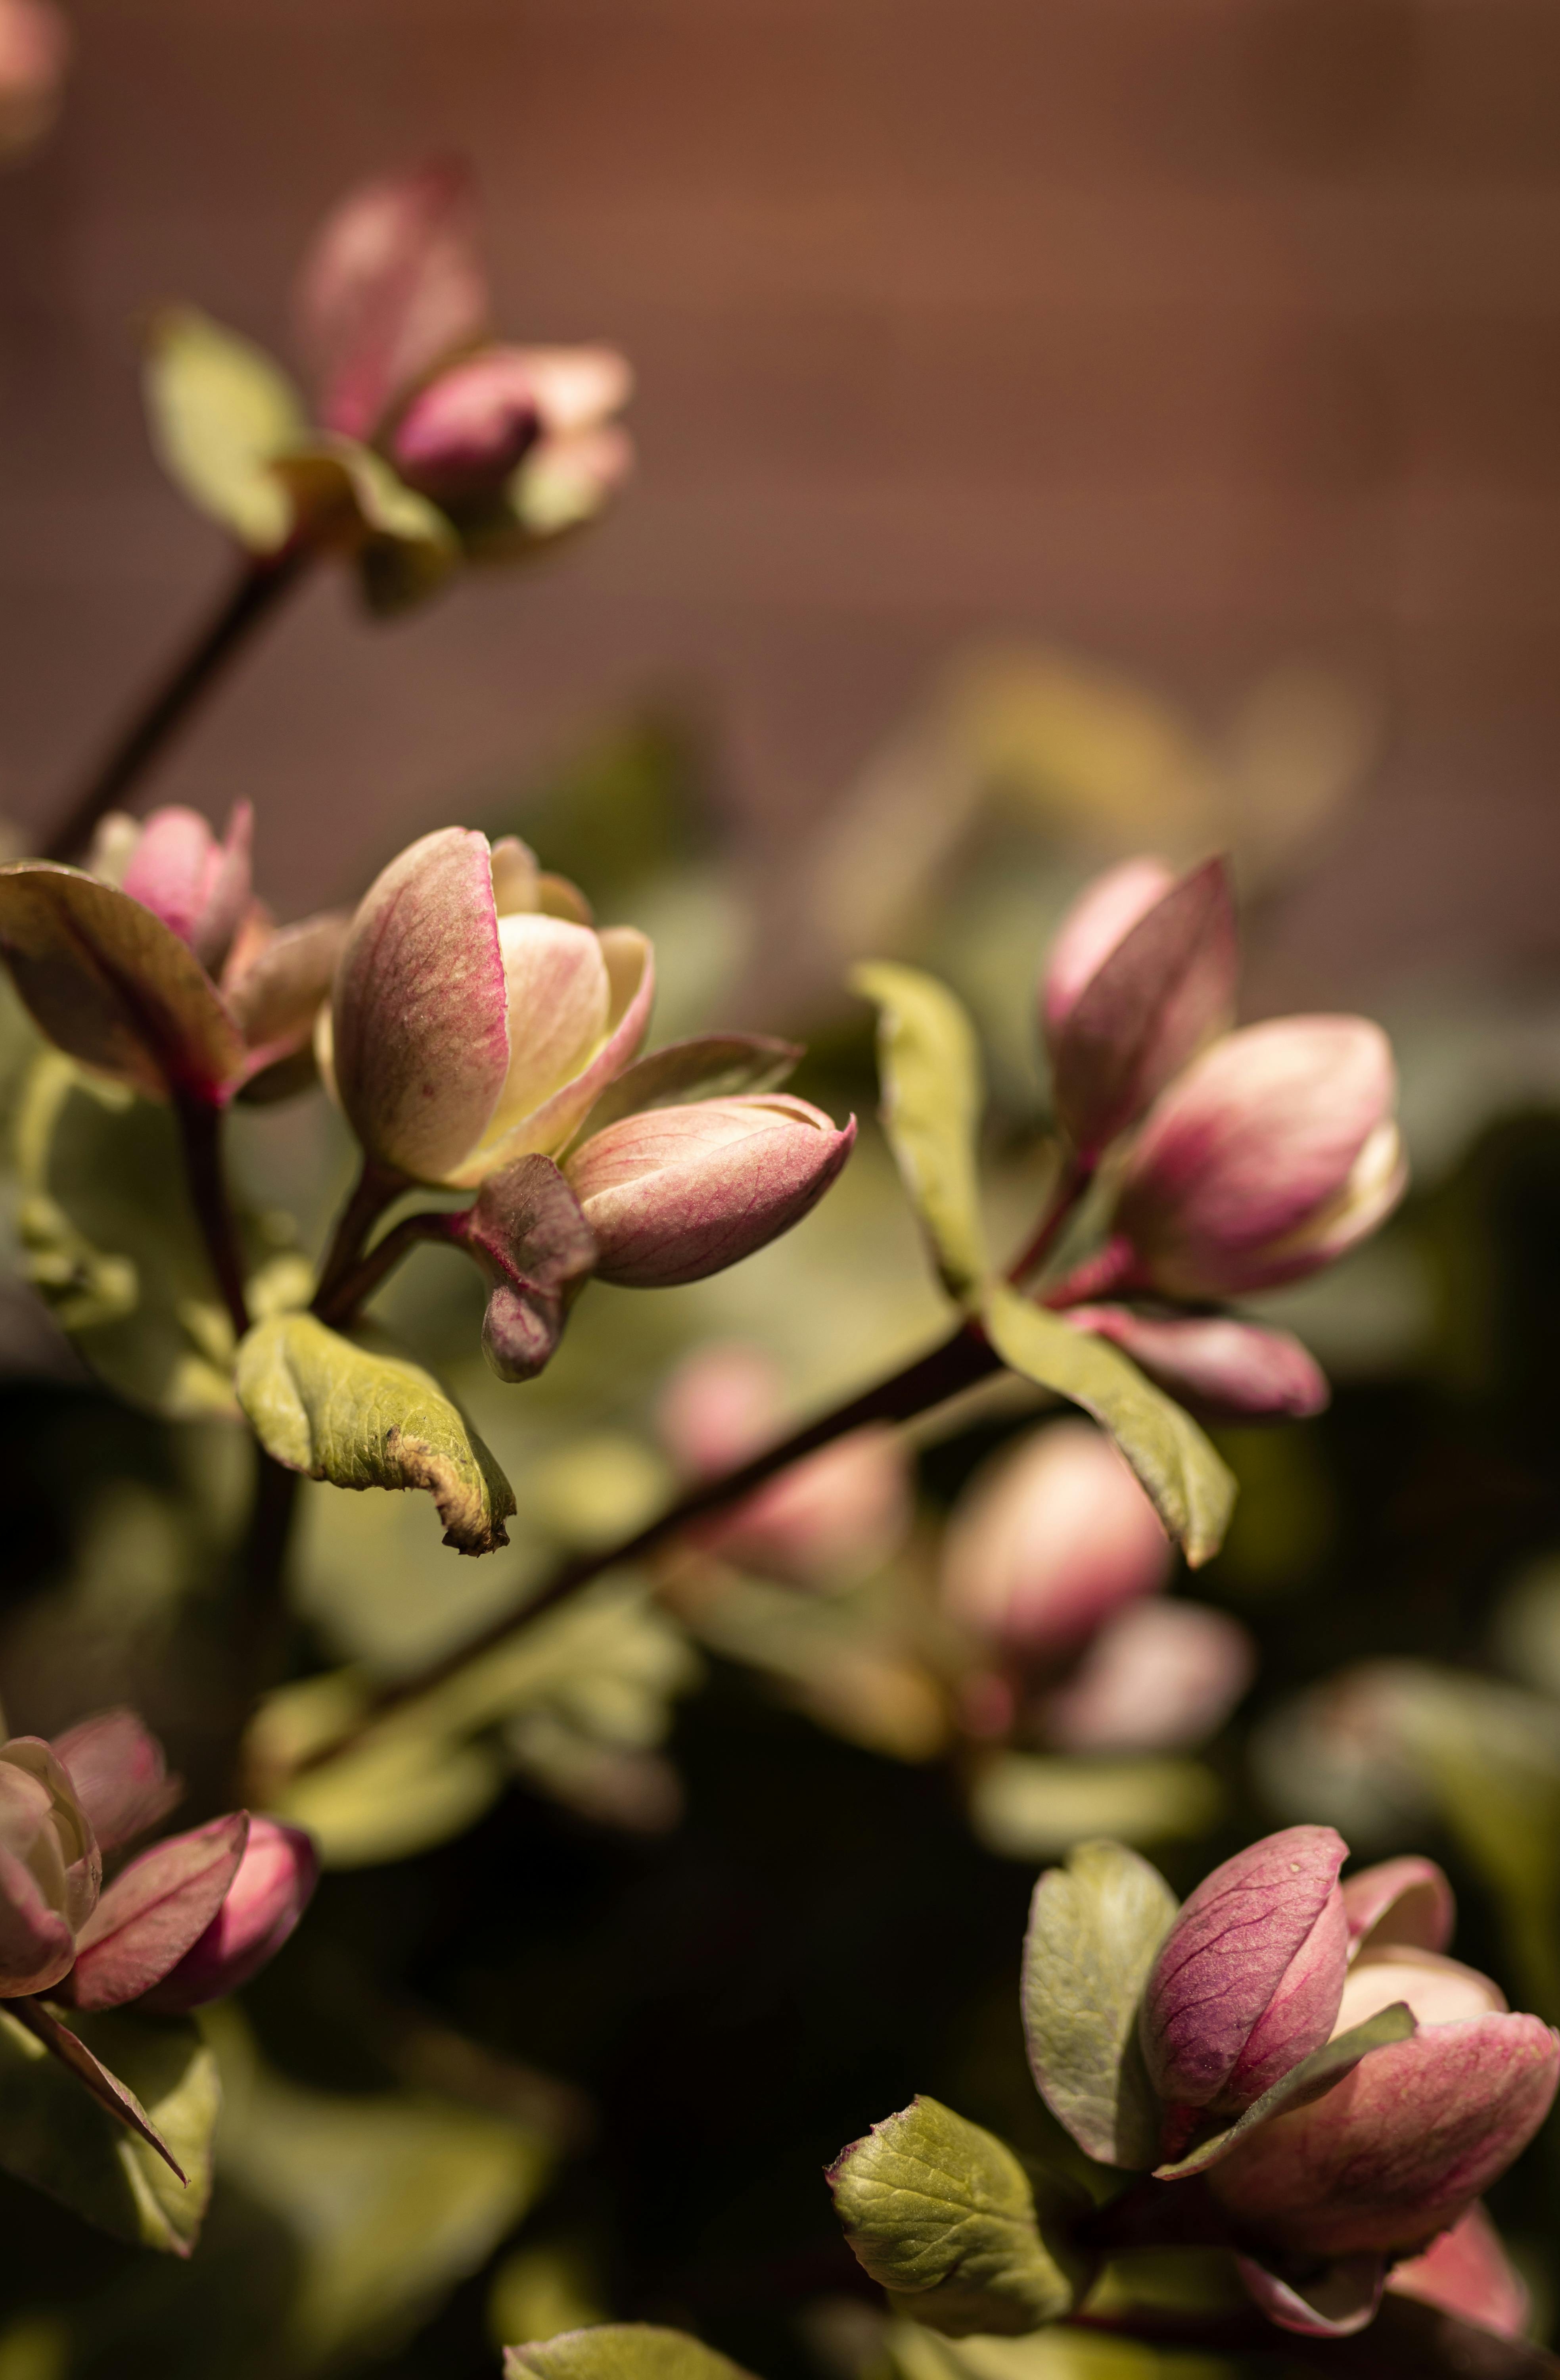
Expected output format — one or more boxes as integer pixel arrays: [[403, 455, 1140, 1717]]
[[940, 1420, 1169, 1665], [1141, 1825, 1349, 2125], [1063, 1307, 1329, 1424], [115, 801, 253, 976], [1042, 856, 1237, 1157], [1041, 1598, 1254, 1754], [563, 1096, 855, 1289], [0, 1736, 100, 1996], [1113, 1017, 1406, 1297], [391, 342, 630, 507], [140, 1815, 318, 2012]]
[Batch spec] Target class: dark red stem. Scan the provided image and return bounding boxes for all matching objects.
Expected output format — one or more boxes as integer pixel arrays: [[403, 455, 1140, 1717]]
[[174, 1094, 249, 1341]]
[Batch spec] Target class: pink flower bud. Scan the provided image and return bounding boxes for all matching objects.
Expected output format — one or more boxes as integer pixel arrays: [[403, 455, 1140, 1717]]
[[940, 1420, 1170, 1665], [0, 1736, 100, 1997], [1207, 1937, 1560, 2257], [1140, 1825, 1349, 2122], [1113, 1017, 1407, 1298], [1387, 2203, 1531, 2340], [51, 1707, 180, 1855], [391, 342, 631, 507], [139, 1816, 318, 2013], [0, 0, 66, 157], [325, 827, 653, 1188], [563, 1097, 856, 1290], [1042, 856, 1238, 1157], [1040, 1598, 1255, 1754], [1062, 1307, 1329, 1424], [115, 802, 253, 977], [657, 1344, 912, 1589]]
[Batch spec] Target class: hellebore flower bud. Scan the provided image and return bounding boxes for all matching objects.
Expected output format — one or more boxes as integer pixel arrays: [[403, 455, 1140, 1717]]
[[1063, 1307, 1329, 1424], [140, 1816, 318, 2013], [1113, 1017, 1407, 1298], [1207, 1933, 1560, 2257], [1042, 856, 1238, 1157], [112, 801, 254, 977], [563, 1096, 856, 1289], [391, 342, 631, 507], [1140, 1824, 1349, 2124], [0, 1736, 100, 1996], [1040, 1597, 1255, 1755], [1387, 2203, 1531, 2340], [657, 1342, 912, 1589], [325, 827, 653, 1188], [940, 1420, 1170, 1665]]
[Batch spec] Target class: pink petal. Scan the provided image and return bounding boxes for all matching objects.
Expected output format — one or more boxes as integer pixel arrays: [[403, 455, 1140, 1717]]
[[60, 1811, 249, 2011], [1041, 1598, 1255, 1754], [51, 1708, 180, 1855], [1237, 2252, 1384, 2338], [487, 914, 611, 1139], [140, 1817, 318, 2013], [1063, 1305, 1330, 1422], [120, 802, 253, 975], [1342, 1856, 1456, 1960], [1042, 858, 1177, 1038], [1388, 2203, 1531, 2341], [452, 927, 654, 1183]]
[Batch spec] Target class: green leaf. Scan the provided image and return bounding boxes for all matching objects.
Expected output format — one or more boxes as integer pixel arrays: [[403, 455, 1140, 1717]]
[[13, 1052, 241, 1418], [1020, 1839, 1178, 2171], [828, 2096, 1092, 2336], [573, 1034, 802, 1143], [235, 1312, 516, 1555], [143, 307, 308, 552], [272, 436, 459, 615], [851, 962, 989, 1301], [968, 1754, 1221, 1862], [273, 1725, 507, 1869], [506, 2327, 757, 2380], [982, 1285, 1235, 1566], [1154, 2001, 1415, 2179], [0, 2006, 217, 2255]]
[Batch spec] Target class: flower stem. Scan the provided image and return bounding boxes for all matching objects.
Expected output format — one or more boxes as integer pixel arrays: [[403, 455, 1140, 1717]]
[[314, 1208, 462, 1328], [310, 1157, 412, 1321], [1006, 1155, 1094, 1288], [288, 1318, 1002, 1777], [173, 1094, 249, 1342], [42, 543, 316, 863]]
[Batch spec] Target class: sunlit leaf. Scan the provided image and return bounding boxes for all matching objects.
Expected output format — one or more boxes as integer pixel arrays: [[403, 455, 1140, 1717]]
[[1154, 2002, 1414, 2180], [851, 962, 988, 1301], [235, 1312, 516, 1555], [983, 1286, 1235, 1565], [829, 2095, 1091, 2336], [1020, 1839, 1178, 2171], [0, 2006, 217, 2255], [142, 307, 307, 553], [968, 1754, 1221, 1862], [506, 2328, 757, 2380], [272, 1726, 506, 1869]]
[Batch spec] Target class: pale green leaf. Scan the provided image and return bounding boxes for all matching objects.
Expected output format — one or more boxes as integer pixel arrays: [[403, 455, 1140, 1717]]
[[968, 1754, 1220, 1862], [143, 307, 307, 552], [1021, 1839, 1178, 2171], [829, 2095, 1091, 2336], [983, 1286, 1235, 1565], [506, 2328, 757, 2380], [235, 1312, 516, 1555], [851, 961, 989, 1301], [272, 1726, 506, 1868], [883, 2311, 1225, 2380], [271, 436, 459, 615], [1154, 2001, 1414, 2179], [0, 2007, 217, 2255]]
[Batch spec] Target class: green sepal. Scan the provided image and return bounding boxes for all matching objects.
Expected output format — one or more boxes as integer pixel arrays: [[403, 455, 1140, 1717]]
[[828, 2095, 1094, 2336], [982, 1284, 1235, 1566], [851, 962, 989, 1303], [234, 1311, 516, 1555], [1021, 1839, 1178, 2172]]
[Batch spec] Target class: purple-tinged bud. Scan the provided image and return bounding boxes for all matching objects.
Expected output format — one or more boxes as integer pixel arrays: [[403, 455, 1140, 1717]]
[[391, 342, 631, 507], [1042, 856, 1238, 1158], [295, 158, 489, 444], [0, 1736, 100, 1996], [1141, 1825, 1349, 2125], [324, 827, 653, 1188], [1208, 1940, 1560, 2257], [1040, 1599, 1254, 1755], [1113, 1017, 1407, 1299], [139, 1816, 318, 2013], [1387, 2203, 1531, 2341], [1341, 1855, 1455, 1961], [940, 1420, 1170, 1665], [563, 1096, 855, 1289], [116, 801, 253, 976], [1062, 1307, 1329, 1424], [0, 0, 67, 159], [657, 1343, 912, 1589], [51, 1707, 180, 1855]]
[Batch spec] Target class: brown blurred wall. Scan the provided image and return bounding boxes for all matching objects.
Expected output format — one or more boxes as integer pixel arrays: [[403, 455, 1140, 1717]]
[[3, 0, 1560, 995]]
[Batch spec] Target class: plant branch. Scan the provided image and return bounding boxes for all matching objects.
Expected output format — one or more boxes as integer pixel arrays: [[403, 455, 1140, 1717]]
[[289, 1317, 1002, 1775], [42, 543, 316, 863], [174, 1094, 249, 1341], [310, 1157, 414, 1320], [1006, 1155, 1094, 1288], [314, 1207, 462, 1328]]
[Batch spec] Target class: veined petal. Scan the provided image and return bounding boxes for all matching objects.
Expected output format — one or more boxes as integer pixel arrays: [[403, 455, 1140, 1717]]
[[451, 927, 654, 1182], [486, 914, 611, 1141], [0, 1843, 75, 1996]]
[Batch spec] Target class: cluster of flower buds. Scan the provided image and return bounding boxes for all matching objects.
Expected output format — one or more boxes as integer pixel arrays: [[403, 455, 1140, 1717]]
[[940, 1418, 1252, 1751], [656, 1341, 912, 1591], [1123, 1827, 1556, 2336], [322, 827, 856, 1372], [296, 159, 632, 543], [0, 1707, 315, 2014], [1037, 856, 1406, 1420], [0, 801, 346, 1111]]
